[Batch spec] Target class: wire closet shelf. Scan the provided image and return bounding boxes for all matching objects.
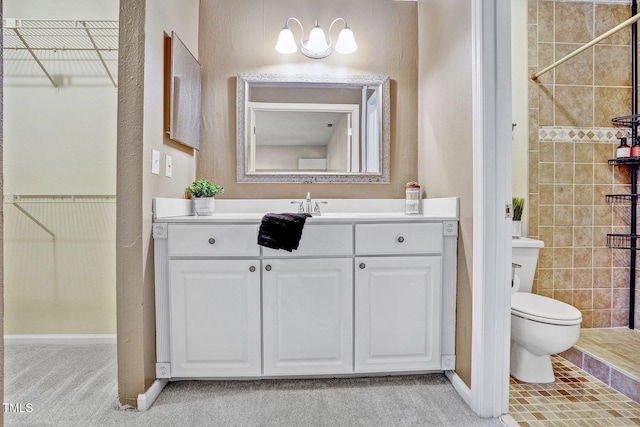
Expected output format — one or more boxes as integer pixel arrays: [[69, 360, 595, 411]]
[[2, 19, 119, 89]]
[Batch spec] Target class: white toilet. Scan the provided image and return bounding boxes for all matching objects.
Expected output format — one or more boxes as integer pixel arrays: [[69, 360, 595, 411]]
[[511, 237, 582, 383]]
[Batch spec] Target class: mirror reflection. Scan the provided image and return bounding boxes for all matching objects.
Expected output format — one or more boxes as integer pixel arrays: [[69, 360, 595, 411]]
[[237, 74, 389, 183]]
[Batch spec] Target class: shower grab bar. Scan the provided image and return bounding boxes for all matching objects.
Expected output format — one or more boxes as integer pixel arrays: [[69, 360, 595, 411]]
[[531, 12, 640, 81]]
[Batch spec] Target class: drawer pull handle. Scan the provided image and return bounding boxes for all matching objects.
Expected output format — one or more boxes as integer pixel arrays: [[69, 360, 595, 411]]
[[249, 266, 256, 272], [397, 236, 405, 243], [359, 263, 366, 269], [208, 238, 216, 245], [265, 265, 272, 271]]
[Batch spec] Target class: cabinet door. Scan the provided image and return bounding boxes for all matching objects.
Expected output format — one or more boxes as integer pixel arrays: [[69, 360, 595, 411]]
[[355, 256, 442, 372], [169, 259, 261, 377], [263, 258, 353, 375]]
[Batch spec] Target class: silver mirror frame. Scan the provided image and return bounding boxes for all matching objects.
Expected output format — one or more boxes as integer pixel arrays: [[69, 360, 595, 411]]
[[236, 73, 390, 183]]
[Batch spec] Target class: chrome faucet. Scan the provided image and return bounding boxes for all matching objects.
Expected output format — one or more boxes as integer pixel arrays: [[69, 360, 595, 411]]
[[306, 192, 312, 214], [290, 192, 328, 215]]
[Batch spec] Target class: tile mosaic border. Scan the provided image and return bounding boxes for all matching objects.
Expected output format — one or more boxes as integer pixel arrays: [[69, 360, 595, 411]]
[[539, 126, 627, 143]]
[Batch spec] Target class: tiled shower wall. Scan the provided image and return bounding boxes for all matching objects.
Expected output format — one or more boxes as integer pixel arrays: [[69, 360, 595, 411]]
[[528, 0, 640, 329]]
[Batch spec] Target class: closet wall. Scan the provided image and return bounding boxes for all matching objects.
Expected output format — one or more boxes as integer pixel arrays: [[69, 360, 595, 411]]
[[3, 0, 118, 334]]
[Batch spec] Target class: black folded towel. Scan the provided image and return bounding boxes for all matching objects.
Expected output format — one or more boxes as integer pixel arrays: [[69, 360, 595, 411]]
[[258, 213, 311, 252]]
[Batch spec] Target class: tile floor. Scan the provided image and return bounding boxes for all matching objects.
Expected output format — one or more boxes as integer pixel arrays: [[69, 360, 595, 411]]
[[508, 356, 640, 427], [561, 328, 640, 404]]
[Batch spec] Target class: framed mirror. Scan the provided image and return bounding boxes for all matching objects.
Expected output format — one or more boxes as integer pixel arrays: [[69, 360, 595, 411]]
[[237, 73, 390, 183], [165, 32, 201, 150]]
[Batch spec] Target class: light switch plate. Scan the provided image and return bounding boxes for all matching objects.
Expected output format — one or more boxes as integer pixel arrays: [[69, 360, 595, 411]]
[[151, 149, 160, 175], [165, 155, 172, 177]]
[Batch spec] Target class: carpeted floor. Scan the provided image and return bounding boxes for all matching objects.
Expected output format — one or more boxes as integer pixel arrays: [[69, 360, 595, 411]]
[[4, 344, 504, 426]]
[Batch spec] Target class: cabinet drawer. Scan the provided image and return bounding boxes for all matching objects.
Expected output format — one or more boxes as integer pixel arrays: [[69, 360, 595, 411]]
[[355, 223, 443, 255], [168, 224, 260, 257], [262, 224, 353, 257]]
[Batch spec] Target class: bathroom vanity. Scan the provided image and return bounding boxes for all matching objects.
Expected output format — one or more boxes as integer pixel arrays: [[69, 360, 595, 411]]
[[152, 197, 459, 380]]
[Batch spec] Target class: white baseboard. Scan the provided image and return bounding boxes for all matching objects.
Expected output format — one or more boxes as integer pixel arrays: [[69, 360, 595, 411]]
[[446, 370, 472, 408], [137, 379, 168, 411], [4, 334, 117, 345]]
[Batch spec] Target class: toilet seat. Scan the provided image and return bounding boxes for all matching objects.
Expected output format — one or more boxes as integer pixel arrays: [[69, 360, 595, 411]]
[[511, 293, 582, 326]]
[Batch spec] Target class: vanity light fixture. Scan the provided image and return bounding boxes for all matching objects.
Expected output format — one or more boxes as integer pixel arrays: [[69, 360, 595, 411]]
[[275, 17, 357, 59]]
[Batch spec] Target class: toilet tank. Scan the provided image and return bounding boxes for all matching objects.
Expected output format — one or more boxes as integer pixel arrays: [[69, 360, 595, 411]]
[[512, 237, 544, 293]]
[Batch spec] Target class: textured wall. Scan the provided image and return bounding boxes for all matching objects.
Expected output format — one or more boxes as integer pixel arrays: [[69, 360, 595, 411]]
[[528, 0, 638, 329], [197, 0, 418, 200], [417, 0, 473, 387]]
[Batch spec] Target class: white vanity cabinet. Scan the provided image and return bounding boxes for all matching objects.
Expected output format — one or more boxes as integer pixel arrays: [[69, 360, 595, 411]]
[[355, 256, 442, 372], [354, 223, 444, 372], [152, 197, 459, 380], [169, 259, 261, 377], [262, 258, 353, 375]]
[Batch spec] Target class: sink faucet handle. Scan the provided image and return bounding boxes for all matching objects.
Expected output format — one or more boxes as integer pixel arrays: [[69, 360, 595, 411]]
[[314, 201, 328, 214], [291, 201, 304, 213]]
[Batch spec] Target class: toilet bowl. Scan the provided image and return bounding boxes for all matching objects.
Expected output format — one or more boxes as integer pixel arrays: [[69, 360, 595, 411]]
[[511, 238, 582, 383], [510, 292, 582, 383]]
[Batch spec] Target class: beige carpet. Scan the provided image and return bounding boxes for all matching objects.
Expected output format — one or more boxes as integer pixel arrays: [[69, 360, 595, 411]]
[[5, 344, 504, 426]]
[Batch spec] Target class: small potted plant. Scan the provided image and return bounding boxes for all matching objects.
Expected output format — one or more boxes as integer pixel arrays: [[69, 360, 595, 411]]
[[185, 178, 224, 216], [512, 196, 525, 238]]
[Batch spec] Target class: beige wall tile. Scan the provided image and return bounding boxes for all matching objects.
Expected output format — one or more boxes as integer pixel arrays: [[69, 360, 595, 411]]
[[593, 205, 612, 226], [540, 183, 555, 205], [574, 206, 593, 226], [554, 86, 594, 127], [540, 205, 555, 226], [555, 2, 593, 43], [595, 3, 631, 46], [538, 1, 554, 43], [594, 87, 632, 127], [540, 141, 554, 162], [575, 143, 594, 163], [528, 25, 538, 69], [555, 205, 574, 226], [554, 248, 574, 268], [594, 45, 631, 87], [555, 142, 574, 162], [594, 143, 615, 163], [538, 84, 554, 125], [593, 248, 612, 267], [556, 44, 593, 86], [592, 309, 612, 328], [540, 162, 555, 183], [594, 289, 612, 309], [575, 164, 593, 185], [573, 289, 593, 310], [573, 249, 592, 268], [554, 225, 573, 247], [555, 184, 574, 205], [574, 184, 594, 205], [554, 268, 573, 288], [574, 226, 593, 247], [593, 163, 614, 185], [555, 162, 574, 183], [574, 267, 593, 287]]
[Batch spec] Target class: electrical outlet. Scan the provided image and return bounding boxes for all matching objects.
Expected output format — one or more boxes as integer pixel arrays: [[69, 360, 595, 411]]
[[165, 155, 172, 177], [151, 149, 160, 175]]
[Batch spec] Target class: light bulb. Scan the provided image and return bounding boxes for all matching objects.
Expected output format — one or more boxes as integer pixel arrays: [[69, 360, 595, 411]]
[[275, 27, 297, 54], [335, 26, 357, 54]]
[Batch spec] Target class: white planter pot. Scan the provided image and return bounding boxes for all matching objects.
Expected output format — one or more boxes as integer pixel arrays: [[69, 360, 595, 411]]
[[512, 220, 522, 238], [193, 197, 216, 216]]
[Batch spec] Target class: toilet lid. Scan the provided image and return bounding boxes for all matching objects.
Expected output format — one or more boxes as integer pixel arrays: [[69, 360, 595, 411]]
[[511, 293, 582, 325]]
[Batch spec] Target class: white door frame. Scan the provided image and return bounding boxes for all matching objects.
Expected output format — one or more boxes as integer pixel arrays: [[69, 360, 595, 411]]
[[470, 0, 513, 417]]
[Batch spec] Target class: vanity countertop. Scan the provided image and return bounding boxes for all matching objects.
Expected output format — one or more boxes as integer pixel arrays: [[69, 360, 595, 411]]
[[153, 197, 460, 223]]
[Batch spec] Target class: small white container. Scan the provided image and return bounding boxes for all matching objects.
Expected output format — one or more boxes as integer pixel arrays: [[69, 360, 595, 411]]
[[405, 182, 420, 215]]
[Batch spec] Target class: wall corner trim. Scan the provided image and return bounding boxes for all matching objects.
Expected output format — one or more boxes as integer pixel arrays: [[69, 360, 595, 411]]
[[137, 379, 169, 411]]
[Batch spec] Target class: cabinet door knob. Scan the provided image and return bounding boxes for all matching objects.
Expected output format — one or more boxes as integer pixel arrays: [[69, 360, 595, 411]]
[[397, 236, 405, 243], [265, 265, 272, 271], [208, 238, 216, 245], [359, 263, 366, 269], [249, 266, 256, 272]]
